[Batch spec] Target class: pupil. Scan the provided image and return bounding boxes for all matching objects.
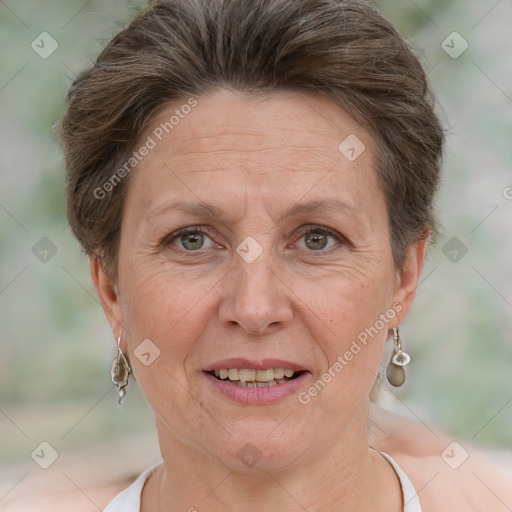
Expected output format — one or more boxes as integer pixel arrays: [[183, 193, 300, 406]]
[[306, 232, 327, 250], [182, 232, 204, 250]]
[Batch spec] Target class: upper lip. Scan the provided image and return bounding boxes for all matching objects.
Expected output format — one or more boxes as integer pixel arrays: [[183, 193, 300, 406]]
[[204, 358, 308, 372]]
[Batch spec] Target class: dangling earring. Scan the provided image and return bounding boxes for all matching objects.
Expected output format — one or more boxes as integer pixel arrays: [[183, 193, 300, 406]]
[[386, 326, 411, 387], [111, 336, 131, 404]]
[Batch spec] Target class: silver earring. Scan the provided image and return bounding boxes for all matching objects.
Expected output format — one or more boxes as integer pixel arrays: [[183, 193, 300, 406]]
[[111, 336, 131, 404], [386, 326, 411, 387]]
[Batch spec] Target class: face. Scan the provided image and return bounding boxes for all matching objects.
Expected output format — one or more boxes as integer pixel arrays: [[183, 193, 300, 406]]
[[93, 89, 425, 471]]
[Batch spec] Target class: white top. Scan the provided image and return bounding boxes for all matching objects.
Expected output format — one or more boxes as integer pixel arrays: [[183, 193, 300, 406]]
[[104, 452, 422, 511], [380, 451, 423, 512]]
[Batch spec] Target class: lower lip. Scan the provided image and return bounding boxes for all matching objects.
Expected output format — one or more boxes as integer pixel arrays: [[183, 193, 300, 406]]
[[203, 371, 310, 404]]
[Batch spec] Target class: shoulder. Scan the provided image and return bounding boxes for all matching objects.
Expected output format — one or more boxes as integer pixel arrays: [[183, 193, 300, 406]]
[[3, 464, 160, 512], [1, 481, 131, 512], [371, 406, 512, 512], [390, 451, 511, 512]]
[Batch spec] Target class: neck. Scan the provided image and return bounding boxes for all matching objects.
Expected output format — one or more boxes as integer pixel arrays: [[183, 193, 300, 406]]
[[143, 407, 402, 512]]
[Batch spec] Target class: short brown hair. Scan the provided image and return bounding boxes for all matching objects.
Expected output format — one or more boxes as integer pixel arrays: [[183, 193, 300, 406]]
[[59, 0, 444, 278]]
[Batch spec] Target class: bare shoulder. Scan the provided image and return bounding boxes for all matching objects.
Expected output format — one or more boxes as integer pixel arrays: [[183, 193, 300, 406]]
[[371, 406, 512, 512], [2, 480, 130, 512]]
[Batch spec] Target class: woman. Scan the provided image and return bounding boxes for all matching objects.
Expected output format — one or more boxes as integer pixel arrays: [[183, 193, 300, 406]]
[[59, 0, 511, 510]]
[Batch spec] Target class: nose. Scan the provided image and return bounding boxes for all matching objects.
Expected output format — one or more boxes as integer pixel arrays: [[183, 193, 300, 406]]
[[218, 252, 293, 336]]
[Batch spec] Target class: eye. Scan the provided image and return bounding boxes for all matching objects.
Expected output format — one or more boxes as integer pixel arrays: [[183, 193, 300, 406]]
[[295, 226, 342, 251], [165, 227, 218, 251]]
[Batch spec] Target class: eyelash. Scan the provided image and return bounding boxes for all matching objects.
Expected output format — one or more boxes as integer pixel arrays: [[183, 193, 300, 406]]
[[293, 226, 344, 250], [163, 226, 217, 250], [163, 225, 346, 252]]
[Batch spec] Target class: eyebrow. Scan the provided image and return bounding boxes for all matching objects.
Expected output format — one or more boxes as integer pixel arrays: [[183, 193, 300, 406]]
[[147, 200, 229, 222], [276, 198, 359, 223], [146, 198, 359, 224]]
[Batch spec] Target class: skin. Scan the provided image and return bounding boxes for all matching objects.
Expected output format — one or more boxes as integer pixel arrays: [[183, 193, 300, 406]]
[[90, 90, 510, 511], [5, 413, 510, 511]]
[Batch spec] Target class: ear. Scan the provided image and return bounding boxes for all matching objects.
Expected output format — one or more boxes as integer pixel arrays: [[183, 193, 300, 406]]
[[90, 256, 125, 339], [389, 236, 429, 327]]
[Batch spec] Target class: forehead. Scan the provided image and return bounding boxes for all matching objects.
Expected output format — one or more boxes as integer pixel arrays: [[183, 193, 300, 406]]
[[126, 89, 381, 216]]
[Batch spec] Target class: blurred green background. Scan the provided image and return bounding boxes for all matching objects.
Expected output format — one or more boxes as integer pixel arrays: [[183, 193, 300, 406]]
[[1, 0, 511, 499]]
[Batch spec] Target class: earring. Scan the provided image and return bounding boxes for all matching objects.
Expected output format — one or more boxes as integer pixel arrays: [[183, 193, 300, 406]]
[[386, 326, 411, 387], [111, 336, 131, 404]]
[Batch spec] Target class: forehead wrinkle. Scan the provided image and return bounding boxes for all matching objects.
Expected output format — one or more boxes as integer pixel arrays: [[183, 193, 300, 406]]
[[151, 150, 336, 177], [164, 125, 340, 143], [155, 138, 335, 161], [155, 127, 341, 159], [166, 145, 330, 156], [177, 167, 327, 176], [145, 197, 363, 228]]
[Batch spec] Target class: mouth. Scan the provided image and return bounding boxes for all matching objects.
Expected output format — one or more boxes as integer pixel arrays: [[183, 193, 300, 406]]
[[202, 358, 310, 404], [206, 367, 305, 387]]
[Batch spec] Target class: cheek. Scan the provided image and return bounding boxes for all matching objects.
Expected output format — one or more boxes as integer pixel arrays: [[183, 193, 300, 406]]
[[295, 267, 394, 386], [292, 284, 388, 420], [304, 266, 392, 340], [120, 263, 219, 382]]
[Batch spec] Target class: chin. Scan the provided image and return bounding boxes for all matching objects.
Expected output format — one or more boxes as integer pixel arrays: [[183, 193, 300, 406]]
[[211, 426, 311, 473]]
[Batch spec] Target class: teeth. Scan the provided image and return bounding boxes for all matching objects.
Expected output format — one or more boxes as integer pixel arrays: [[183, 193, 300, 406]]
[[211, 367, 299, 383], [236, 380, 279, 387], [273, 368, 285, 379], [256, 369, 274, 382], [239, 369, 256, 382]]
